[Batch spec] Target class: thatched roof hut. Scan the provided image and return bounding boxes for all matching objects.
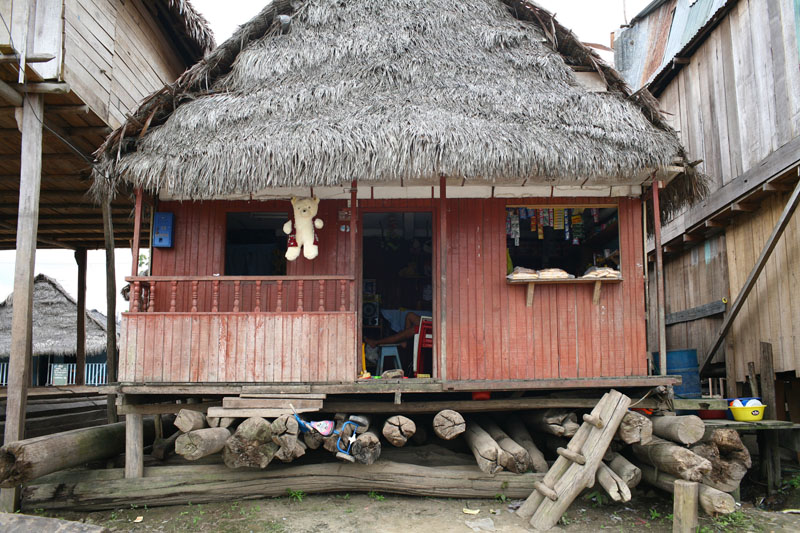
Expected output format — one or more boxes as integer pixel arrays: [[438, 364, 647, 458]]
[[0, 275, 109, 359], [94, 0, 705, 216]]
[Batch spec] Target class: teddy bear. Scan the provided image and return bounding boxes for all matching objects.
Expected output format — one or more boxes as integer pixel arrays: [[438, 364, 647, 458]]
[[283, 196, 324, 261]]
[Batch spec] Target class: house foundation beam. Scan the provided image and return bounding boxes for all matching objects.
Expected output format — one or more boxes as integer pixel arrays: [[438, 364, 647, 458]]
[[0, 93, 44, 512], [103, 199, 119, 423]]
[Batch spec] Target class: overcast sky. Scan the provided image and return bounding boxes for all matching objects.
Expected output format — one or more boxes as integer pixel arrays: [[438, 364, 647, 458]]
[[0, 0, 651, 315]]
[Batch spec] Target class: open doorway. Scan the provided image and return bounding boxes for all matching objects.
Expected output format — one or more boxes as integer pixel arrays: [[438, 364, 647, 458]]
[[362, 211, 434, 378]]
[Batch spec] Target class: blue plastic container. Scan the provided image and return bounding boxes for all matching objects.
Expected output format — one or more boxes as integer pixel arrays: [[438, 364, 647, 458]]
[[652, 349, 701, 399]]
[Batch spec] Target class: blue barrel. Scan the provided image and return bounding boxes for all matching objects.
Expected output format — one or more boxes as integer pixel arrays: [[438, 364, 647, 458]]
[[652, 349, 701, 399]]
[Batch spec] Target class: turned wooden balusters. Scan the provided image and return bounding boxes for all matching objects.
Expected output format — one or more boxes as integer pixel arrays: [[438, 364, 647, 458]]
[[339, 280, 347, 311], [169, 280, 177, 312], [255, 281, 262, 312], [233, 280, 241, 312], [191, 280, 199, 313], [297, 280, 304, 312], [319, 280, 325, 311], [132, 281, 141, 312], [212, 280, 219, 312], [276, 280, 283, 312]]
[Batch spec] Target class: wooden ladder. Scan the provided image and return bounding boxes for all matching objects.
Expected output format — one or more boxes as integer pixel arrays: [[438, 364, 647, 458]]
[[516, 389, 631, 530]]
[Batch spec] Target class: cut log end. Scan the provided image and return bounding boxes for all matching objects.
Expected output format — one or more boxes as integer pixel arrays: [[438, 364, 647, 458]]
[[433, 410, 466, 440], [383, 416, 416, 447]]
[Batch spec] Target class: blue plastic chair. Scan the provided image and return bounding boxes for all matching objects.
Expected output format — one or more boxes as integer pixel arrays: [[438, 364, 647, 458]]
[[377, 344, 402, 374]]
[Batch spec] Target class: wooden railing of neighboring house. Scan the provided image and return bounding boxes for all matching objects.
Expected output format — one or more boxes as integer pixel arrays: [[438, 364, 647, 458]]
[[119, 276, 358, 384]]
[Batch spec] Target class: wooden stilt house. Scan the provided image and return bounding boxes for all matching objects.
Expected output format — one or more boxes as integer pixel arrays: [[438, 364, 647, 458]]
[[94, 1, 704, 403]]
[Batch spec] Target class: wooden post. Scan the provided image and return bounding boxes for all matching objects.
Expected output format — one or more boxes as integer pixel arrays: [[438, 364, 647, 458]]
[[759, 342, 780, 494], [672, 480, 699, 533], [439, 175, 447, 380], [701, 178, 800, 374], [652, 183, 667, 375], [350, 181, 361, 374], [131, 188, 143, 276], [125, 413, 144, 478], [75, 248, 87, 386], [102, 199, 118, 423], [1, 93, 44, 512]]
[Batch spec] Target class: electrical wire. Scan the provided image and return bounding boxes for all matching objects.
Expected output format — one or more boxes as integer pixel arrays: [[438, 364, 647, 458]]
[[0, 11, 96, 165]]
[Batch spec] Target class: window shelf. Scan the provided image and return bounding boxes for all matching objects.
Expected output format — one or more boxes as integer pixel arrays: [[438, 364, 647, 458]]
[[507, 277, 623, 307]]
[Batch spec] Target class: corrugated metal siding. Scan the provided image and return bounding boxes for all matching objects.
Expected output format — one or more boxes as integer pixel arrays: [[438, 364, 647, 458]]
[[615, 0, 732, 90]]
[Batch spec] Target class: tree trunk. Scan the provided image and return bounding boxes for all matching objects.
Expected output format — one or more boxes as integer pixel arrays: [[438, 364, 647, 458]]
[[523, 409, 576, 436], [690, 441, 749, 493], [478, 417, 531, 473], [651, 415, 705, 445], [596, 462, 631, 502], [637, 462, 735, 516], [463, 421, 504, 474], [223, 417, 278, 469], [351, 427, 382, 465], [502, 418, 548, 473], [606, 452, 641, 488], [151, 431, 181, 461], [174, 410, 207, 433], [175, 428, 231, 461], [303, 430, 324, 450], [615, 411, 653, 444], [23, 462, 546, 511], [383, 416, 416, 447], [0, 420, 154, 488], [433, 410, 465, 440], [632, 437, 712, 482], [323, 420, 348, 453], [275, 440, 307, 463], [270, 414, 299, 449]]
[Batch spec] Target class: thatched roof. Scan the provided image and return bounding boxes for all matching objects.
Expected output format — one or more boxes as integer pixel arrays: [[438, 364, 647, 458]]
[[163, 0, 217, 61], [0, 275, 109, 358], [93, 0, 706, 216]]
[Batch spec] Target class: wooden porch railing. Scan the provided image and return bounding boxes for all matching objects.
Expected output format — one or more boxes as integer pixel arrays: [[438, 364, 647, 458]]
[[125, 276, 356, 314]]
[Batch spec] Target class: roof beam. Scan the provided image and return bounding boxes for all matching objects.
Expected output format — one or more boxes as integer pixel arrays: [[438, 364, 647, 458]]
[[0, 79, 23, 106], [0, 53, 55, 64]]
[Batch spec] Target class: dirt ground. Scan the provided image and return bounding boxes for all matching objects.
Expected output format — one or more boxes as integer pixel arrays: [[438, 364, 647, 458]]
[[42, 483, 800, 533]]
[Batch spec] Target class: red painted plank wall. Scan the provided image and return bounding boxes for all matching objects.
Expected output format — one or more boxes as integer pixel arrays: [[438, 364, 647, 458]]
[[444, 197, 647, 380], [119, 313, 357, 383]]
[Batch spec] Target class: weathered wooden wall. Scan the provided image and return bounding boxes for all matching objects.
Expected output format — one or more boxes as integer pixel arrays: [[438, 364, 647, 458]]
[[655, 0, 800, 380], [63, 0, 185, 127], [444, 197, 647, 380], [726, 191, 800, 381], [659, 0, 800, 190], [646, 234, 729, 365]]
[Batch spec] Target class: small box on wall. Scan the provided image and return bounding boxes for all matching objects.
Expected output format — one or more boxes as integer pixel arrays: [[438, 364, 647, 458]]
[[153, 212, 174, 248]]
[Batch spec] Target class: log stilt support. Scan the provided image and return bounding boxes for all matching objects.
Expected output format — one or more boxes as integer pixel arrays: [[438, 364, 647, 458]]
[[75, 248, 87, 386], [125, 414, 144, 478], [0, 92, 44, 513]]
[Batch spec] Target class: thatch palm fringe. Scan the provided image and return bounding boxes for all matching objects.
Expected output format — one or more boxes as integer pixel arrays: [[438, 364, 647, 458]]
[[166, 0, 217, 55], [92, 0, 704, 216]]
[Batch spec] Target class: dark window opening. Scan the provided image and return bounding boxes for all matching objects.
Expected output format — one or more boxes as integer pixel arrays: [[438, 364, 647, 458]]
[[225, 212, 288, 276], [506, 206, 620, 277]]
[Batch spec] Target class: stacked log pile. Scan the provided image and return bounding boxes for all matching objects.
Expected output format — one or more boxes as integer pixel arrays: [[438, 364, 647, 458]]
[[7, 396, 752, 519]]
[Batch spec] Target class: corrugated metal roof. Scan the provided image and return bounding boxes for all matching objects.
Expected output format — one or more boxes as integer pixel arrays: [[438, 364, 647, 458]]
[[615, 0, 734, 91]]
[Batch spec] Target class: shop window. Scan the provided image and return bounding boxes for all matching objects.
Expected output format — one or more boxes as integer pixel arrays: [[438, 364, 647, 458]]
[[506, 206, 620, 279], [225, 212, 287, 275]]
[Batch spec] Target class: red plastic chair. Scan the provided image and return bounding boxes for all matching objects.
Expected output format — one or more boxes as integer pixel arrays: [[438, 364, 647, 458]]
[[413, 316, 433, 376]]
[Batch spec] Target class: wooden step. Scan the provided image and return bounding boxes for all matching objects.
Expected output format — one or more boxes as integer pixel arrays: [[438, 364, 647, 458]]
[[207, 407, 318, 419], [223, 397, 323, 410], [238, 393, 327, 400]]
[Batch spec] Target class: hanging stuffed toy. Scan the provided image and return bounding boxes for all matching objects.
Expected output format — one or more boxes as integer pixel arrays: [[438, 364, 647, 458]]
[[283, 196, 324, 261]]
